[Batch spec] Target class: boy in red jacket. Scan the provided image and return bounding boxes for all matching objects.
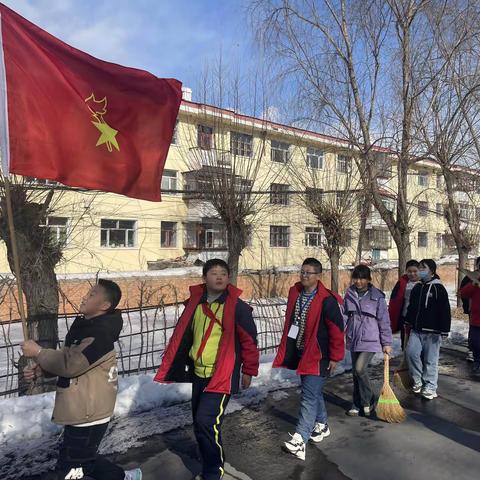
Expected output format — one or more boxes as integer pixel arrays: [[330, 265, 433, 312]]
[[154, 259, 259, 480], [460, 267, 480, 377], [388, 260, 420, 349], [273, 258, 344, 461]]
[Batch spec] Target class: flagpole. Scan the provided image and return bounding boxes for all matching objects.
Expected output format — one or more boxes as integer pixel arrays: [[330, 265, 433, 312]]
[[3, 177, 29, 340]]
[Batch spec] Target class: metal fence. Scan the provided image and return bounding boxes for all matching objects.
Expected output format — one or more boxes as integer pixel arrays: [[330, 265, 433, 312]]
[[0, 298, 287, 398]]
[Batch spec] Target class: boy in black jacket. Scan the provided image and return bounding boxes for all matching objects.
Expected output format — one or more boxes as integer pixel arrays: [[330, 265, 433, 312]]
[[22, 280, 142, 480], [405, 259, 451, 400]]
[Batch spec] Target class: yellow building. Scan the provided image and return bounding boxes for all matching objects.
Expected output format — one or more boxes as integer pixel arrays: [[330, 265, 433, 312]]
[[0, 93, 475, 274]]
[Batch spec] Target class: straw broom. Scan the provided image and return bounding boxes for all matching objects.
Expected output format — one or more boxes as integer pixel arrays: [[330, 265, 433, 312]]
[[377, 354, 407, 423], [393, 330, 413, 391]]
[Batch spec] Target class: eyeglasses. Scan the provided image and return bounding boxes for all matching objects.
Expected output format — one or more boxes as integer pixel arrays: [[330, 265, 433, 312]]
[[300, 270, 319, 276]]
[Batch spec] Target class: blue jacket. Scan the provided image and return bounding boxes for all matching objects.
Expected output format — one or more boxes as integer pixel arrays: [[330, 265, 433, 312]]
[[343, 285, 393, 353]]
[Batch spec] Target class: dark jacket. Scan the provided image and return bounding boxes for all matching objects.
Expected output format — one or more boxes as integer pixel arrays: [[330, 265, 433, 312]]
[[273, 281, 344, 376], [154, 284, 259, 395], [344, 285, 392, 353], [37, 311, 123, 425], [405, 279, 451, 335]]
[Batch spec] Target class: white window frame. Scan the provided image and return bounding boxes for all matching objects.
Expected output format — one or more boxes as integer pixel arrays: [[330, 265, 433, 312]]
[[230, 131, 253, 157], [161, 221, 177, 248], [41, 216, 69, 245], [305, 226, 323, 247], [271, 140, 290, 163], [270, 225, 290, 247], [418, 232, 428, 248], [337, 155, 352, 174], [100, 219, 137, 248], [161, 169, 178, 193], [306, 147, 324, 169]]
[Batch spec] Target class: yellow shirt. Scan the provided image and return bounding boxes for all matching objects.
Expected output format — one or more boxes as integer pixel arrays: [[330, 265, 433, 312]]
[[189, 302, 224, 378]]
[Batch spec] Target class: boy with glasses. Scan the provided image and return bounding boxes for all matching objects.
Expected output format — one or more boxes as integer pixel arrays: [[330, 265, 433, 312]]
[[273, 258, 344, 461]]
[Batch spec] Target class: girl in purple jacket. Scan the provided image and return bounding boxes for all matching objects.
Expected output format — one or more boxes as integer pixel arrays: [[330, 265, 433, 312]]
[[343, 265, 393, 417]]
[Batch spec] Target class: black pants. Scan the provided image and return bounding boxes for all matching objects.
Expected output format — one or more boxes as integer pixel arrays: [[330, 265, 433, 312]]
[[55, 423, 124, 480], [351, 352, 376, 408], [469, 325, 480, 364], [192, 375, 231, 480]]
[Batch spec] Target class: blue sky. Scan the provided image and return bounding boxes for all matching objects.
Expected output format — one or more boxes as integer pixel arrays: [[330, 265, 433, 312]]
[[4, 0, 258, 99]]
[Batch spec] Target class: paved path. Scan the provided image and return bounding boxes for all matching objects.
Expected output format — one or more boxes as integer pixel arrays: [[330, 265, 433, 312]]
[[22, 349, 480, 480]]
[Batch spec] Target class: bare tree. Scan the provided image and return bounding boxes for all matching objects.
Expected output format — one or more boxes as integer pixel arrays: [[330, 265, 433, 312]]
[[288, 147, 360, 291], [414, 0, 480, 304], [180, 62, 288, 284], [252, 0, 472, 274]]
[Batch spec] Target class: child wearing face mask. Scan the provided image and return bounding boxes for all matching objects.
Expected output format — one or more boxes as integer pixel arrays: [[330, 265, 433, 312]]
[[388, 260, 421, 350], [405, 259, 451, 400]]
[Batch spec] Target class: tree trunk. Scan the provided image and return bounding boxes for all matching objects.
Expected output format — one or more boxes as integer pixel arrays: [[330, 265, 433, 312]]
[[394, 233, 411, 279], [226, 226, 242, 286], [0, 185, 61, 395], [356, 198, 370, 265], [329, 248, 340, 293], [457, 248, 469, 308]]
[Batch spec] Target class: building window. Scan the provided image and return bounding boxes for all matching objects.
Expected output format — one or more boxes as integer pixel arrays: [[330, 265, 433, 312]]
[[418, 232, 428, 248], [271, 140, 290, 163], [171, 119, 179, 144], [197, 125, 213, 150], [270, 183, 289, 205], [101, 219, 136, 248], [184, 222, 227, 250], [436, 174, 442, 189], [418, 171, 429, 187], [305, 226, 322, 247], [363, 228, 391, 250], [270, 225, 290, 247], [306, 187, 324, 204], [459, 203, 470, 220], [25, 177, 59, 186], [340, 228, 352, 247], [436, 233, 443, 249], [161, 169, 177, 192], [230, 132, 253, 157], [418, 201, 428, 217], [42, 216, 69, 245], [436, 203, 443, 217], [382, 198, 394, 212], [337, 155, 352, 174], [306, 147, 324, 169], [161, 222, 177, 248]]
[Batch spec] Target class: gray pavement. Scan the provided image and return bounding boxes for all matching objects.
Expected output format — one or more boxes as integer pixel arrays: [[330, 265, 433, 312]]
[[22, 349, 480, 480]]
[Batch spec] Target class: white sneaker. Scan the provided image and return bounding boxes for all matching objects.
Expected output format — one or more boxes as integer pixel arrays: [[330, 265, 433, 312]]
[[466, 350, 474, 363], [421, 390, 438, 400], [124, 468, 142, 480], [346, 406, 360, 416], [310, 422, 330, 443], [283, 432, 306, 460], [363, 406, 372, 416], [412, 384, 422, 394]]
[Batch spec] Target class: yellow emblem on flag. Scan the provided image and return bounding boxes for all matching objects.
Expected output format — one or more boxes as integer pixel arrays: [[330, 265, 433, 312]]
[[84, 93, 120, 152]]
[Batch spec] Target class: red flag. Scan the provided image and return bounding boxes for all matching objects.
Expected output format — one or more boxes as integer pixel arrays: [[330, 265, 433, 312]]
[[0, 3, 182, 201]]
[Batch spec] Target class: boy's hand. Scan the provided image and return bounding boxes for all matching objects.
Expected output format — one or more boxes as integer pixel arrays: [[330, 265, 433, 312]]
[[21, 340, 42, 357], [383, 345, 392, 355], [23, 364, 41, 383], [328, 361, 337, 374], [241, 374, 252, 389]]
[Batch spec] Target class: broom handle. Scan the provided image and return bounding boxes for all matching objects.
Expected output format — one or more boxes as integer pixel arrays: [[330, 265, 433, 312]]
[[384, 353, 390, 385]]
